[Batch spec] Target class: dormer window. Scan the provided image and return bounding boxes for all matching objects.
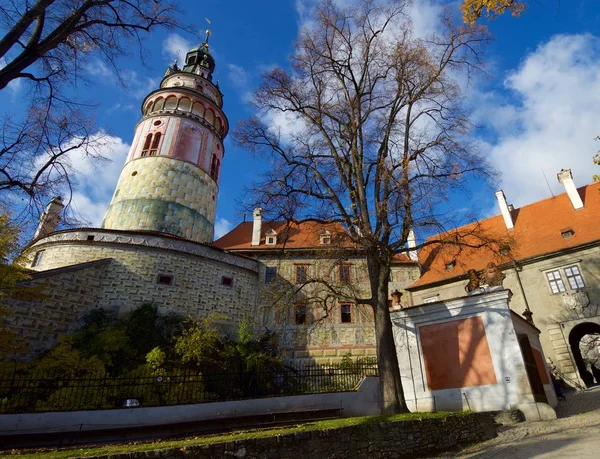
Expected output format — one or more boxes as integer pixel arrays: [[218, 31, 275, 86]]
[[500, 245, 511, 256], [320, 230, 331, 245], [265, 229, 277, 245], [561, 229, 575, 239], [445, 260, 456, 271]]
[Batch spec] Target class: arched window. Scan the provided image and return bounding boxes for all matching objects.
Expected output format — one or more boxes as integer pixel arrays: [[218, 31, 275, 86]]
[[153, 98, 164, 112], [178, 98, 191, 112], [210, 154, 220, 181], [141, 133, 152, 156], [205, 109, 214, 126], [164, 96, 177, 111], [150, 132, 161, 155], [192, 102, 204, 117]]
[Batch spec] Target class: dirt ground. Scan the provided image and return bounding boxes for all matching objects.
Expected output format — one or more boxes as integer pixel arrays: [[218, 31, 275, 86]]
[[441, 386, 600, 458]]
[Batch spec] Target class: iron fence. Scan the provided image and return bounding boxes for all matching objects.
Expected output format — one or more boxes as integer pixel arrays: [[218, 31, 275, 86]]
[[0, 362, 378, 414]]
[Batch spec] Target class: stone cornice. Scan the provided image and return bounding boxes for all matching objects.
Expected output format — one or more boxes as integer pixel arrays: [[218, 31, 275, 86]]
[[27, 229, 259, 273]]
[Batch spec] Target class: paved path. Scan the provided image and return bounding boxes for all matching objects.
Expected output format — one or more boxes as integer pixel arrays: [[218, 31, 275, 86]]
[[440, 386, 600, 458]]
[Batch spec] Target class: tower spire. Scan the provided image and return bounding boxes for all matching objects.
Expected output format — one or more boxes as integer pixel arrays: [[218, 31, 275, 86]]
[[101, 38, 228, 243]]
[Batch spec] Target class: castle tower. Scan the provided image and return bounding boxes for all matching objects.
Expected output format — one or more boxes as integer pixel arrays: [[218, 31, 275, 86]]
[[102, 32, 228, 242]]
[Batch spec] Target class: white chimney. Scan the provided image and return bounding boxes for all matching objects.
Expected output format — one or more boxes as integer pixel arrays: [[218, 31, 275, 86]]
[[557, 169, 584, 210], [33, 196, 64, 239], [495, 190, 514, 230], [251, 207, 262, 246], [407, 229, 418, 262]]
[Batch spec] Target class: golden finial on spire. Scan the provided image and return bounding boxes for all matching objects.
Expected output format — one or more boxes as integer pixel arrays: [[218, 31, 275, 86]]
[[205, 29, 211, 44]]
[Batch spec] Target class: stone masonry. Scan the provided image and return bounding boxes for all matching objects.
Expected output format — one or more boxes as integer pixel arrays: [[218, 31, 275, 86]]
[[82, 412, 497, 459], [102, 157, 218, 243], [17, 229, 259, 351]]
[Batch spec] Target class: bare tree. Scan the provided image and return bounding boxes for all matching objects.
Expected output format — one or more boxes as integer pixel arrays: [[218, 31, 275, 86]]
[[0, 0, 187, 220], [235, 0, 494, 413]]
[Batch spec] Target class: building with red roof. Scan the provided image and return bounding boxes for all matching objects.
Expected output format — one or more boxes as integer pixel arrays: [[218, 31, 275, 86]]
[[407, 170, 600, 388], [213, 209, 420, 363]]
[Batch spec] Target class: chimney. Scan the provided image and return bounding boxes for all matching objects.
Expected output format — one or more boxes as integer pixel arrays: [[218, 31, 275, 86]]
[[407, 229, 418, 262], [495, 190, 514, 230], [251, 207, 262, 246], [557, 169, 584, 210], [34, 196, 64, 239]]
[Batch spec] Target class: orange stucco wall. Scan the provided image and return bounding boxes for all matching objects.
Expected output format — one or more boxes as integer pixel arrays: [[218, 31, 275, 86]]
[[420, 316, 498, 390], [532, 347, 550, 384]]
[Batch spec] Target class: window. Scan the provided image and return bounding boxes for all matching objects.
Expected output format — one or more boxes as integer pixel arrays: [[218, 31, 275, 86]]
[[31, 250, 45, 267], [141, 133, 152, 156], [86, 235, 95, 241], [564, 266, 585, 289], [546, 270, 566, 294], [149, 132, 161, 155], [210, 154, 220, 181], [340, 304, 352, 323], [295, 304, 307, 325], [295, 265, 308, 284], [561, 229, 575, 239], [265, 229, 277, 245], [500, 245, 511, 256], [445, 261, 456, 270], [423, 296, 439, 304], [265, 266, 277, 284], [221, 276, 233, 287], [339, 264, 351, 283], [157, 274, 173, 285], [320, 230, 331, 245]]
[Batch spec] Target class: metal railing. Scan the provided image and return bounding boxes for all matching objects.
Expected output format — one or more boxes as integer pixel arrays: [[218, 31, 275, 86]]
[[0, 362, 378, 414]]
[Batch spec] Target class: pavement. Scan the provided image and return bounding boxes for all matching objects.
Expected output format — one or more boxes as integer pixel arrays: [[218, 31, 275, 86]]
[[440, 386, 600, 458]]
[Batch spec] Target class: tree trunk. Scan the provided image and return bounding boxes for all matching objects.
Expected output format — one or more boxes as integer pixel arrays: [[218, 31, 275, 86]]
[[368, 253, 409, 414]]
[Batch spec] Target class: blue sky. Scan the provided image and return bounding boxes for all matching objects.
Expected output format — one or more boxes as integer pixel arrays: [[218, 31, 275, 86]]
[[4, 0, 600, 240]]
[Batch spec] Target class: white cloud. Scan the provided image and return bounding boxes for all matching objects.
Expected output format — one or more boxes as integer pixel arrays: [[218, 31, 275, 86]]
[[67, 133, 130, 225], [476, 34, 600, 207], [162, 34, 194, 67], [84, 60, 113, 78], [214, 217, 232, 239], [227, 63, 249, 90], [294, 0, 445, 38]]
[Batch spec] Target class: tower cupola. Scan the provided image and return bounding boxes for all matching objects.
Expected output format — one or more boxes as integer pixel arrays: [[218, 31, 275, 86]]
[[101, 32, 228, 243], [181, 31, 216, 81]]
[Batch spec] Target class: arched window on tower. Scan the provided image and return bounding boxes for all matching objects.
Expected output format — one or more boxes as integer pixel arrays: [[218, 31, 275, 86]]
[[210, 154, 220, 181], [150, 132, 162, 155], [141, 133, 152, 157]]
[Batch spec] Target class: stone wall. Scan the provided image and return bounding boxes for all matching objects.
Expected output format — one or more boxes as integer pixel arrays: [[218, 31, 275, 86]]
[[83, 412, 497, 459], [6, 260, 111, 350], [408, 245, 600, 386], [254, 253, 420, 363], [102, 157, 218, 242], [15, 229, 259, 351]]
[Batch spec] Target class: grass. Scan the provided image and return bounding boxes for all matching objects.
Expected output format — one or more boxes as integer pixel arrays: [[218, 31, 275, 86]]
[[0, 411, 467, 459]]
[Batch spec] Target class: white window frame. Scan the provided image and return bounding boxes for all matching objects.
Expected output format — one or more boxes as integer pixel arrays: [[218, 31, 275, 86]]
[[545, 269, 566, 294], [564, 265, 585, 290], [265, 229, 277, 245], [31, 250, 45, 267]]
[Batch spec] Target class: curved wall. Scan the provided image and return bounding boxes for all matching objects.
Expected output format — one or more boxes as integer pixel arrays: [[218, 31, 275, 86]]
[[102, 157, 218, 242]]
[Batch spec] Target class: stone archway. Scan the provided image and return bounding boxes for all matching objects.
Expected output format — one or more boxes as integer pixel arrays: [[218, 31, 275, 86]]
[[547, 296, 600, 389], [568, 322, 600, 387]]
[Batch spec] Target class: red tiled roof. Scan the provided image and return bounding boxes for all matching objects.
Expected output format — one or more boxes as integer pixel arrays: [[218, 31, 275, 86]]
[[213, 220, 350, 250], [213, 219, 416, 264], [409, 181, 600, 289]]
